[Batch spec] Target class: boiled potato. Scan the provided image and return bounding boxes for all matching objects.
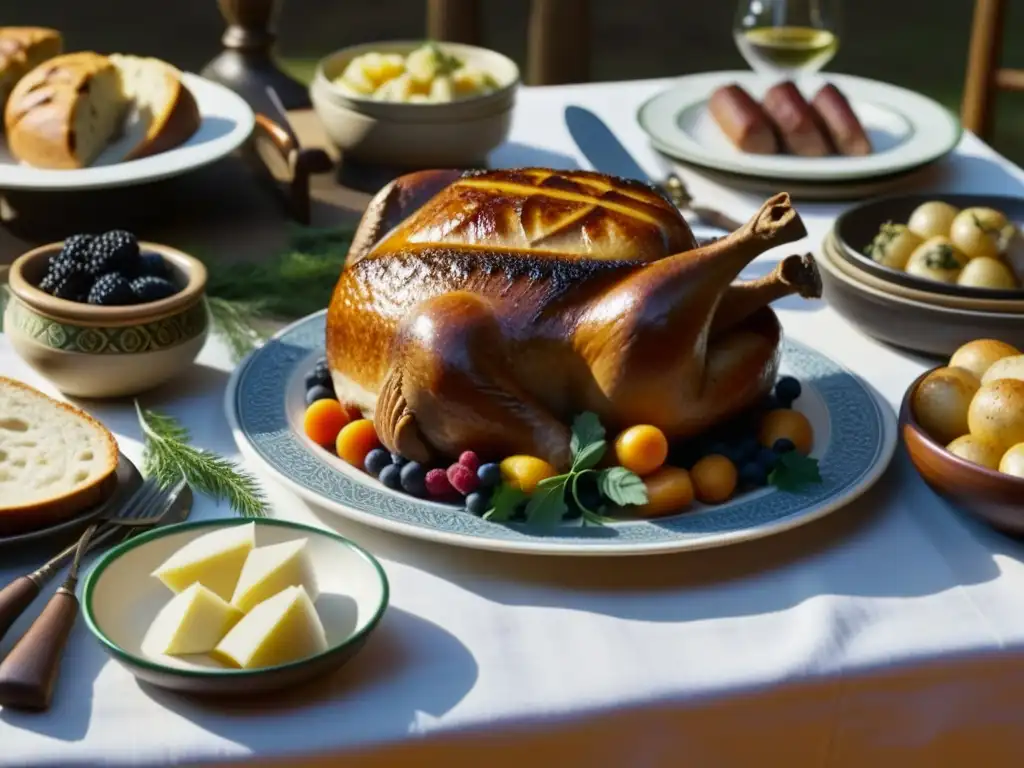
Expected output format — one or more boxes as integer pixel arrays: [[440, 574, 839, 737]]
[[452, 66, 497, 96], [429, 74, 454, 102], [905, 237, 969, 283], [949, 207, 1009, 260], [373, 73, 415, 102], [1004, 227, 1024, 283], [946, 433, 1004, 470], [956, 256, 1019, 290], [949, 339, 1021, 379], [864, 222, 923, 270], [907, 201, 959, 240], [982, 354, 1024, 385], [338, 57, 377, 94], [912, 366, 981, 445], [967, 378, 1024, 453], [334, 44, 495, 104], [999, 443, 1024, 478]]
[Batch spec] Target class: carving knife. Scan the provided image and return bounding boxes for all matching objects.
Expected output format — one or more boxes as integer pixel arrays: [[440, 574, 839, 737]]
[[563, 105, 740, 239]]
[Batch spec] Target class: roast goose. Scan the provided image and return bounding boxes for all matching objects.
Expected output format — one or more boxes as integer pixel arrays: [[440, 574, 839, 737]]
[[326, 168, 820, 470]]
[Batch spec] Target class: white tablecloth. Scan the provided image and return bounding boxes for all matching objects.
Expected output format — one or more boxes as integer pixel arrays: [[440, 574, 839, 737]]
[[4, 79, 1024, 768]]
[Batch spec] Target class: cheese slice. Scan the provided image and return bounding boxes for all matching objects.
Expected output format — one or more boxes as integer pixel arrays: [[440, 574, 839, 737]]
[[230, 538, 318, 613], [152, 523, 256, 600], [212, 586, 328, 669], [144, 583, 244, 656]]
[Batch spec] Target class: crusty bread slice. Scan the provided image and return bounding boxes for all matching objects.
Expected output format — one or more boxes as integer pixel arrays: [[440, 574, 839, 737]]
[[0, 27, 62, 117], [109, 53, 200, 161], [0, 377, 119, 534]]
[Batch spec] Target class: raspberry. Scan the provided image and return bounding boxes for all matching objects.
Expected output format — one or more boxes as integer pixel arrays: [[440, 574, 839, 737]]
[[457, 450, 480, 473], [446, 463, 479, 496], [425, 468, 454, 498]]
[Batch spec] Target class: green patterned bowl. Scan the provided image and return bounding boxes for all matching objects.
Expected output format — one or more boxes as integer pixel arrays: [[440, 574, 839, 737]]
[[5, 241, 208, 398]]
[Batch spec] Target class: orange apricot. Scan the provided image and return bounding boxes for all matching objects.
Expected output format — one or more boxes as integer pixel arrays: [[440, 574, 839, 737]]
[[614, 425, 669, 476], [500, 455, 557, 494], [758, 409, 814, 454], [690, 454, 738, 504], [303, 399, 350, 447], [636, 467, 695, 517], [336, 418, 382, 467]]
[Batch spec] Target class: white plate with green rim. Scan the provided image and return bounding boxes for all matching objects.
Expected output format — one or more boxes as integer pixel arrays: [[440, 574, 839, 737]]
[[82, 518, 389, 696], [637, 71, 961, 183], [225, 311, 898, 557]]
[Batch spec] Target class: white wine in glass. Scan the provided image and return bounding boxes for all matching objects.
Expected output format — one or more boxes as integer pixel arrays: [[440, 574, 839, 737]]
[[734, 0, 839, 78]]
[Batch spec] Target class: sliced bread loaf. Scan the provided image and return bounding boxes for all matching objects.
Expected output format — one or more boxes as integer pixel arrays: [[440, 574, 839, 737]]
[[4, 51, 129, 169], [0, 27, 62, 116], [109, 54, 200, 161], [0, 377, 119, 534]]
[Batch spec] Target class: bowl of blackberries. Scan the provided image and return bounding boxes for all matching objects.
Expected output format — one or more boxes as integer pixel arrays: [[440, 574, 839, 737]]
[[5, 231, 209, 398]]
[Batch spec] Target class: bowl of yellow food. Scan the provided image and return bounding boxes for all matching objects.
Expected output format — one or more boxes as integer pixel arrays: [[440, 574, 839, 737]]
[[310, 41, 519, 167], [83, 518, 388, 696]]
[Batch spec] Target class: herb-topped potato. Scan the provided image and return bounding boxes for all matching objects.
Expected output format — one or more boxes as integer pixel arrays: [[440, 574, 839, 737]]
[[907, 201, 959, 240], [905, 236, 969, 283], [956, 256, 1019, 290], [864, 221, 922, 269], [949, 207, 1011, 260]]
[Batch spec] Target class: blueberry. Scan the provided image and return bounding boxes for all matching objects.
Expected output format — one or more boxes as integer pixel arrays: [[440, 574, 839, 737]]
[[757, 447, 779, 471], [466, 492, 490, 516], [773, 438, 796, 454], [736, 436, 760, 463], [378, 464, 402, 490], [305, 385, 335, 405], [364, 448, 392, 477], [304, 367, 331, 389], [476, 462, 502, 488], [739, 461, 768, 487], [391, 452, 409, 467], [400, 461, 427, 496], [709, 441, 731, 458], [137, 252, 170, 279], [775, 376, 802, 405]]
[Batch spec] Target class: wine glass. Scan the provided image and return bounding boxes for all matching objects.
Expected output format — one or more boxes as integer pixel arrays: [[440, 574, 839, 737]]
[[733, 0, 840, 79]]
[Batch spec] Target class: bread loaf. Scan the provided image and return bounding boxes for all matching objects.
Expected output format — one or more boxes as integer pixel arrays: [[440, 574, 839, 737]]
[[4, 52, 129, 169], [0, 377, 119, 534], [0, 27, 62, 116], [110, 53, 199, 160]]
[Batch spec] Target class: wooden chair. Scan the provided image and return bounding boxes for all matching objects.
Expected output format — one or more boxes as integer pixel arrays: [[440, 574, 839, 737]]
[[426, 0, 590, 85], [962, 0, 1024, 139]]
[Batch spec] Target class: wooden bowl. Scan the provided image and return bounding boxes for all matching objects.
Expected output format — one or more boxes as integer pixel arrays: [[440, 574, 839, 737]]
[[4, 241, 208, 398], [311, 41, 518, 167], [899, 369, 1024, 534], [833, 192, 1024, 300], [817, 235, 1024, 358], [83, 518, 389, 697]]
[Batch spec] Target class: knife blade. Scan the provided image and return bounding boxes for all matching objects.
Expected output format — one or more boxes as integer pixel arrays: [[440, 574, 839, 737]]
[[564, 105, 738, 238]]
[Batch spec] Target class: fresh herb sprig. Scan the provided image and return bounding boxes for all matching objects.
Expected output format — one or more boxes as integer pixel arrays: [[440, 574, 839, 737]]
[[768, 451, 822, 491], [485, 412, 648, 529], [135, 402, 268, 517]]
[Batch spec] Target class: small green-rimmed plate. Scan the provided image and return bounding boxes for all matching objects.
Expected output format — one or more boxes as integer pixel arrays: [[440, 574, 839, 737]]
[[82, 518, 389, 696]]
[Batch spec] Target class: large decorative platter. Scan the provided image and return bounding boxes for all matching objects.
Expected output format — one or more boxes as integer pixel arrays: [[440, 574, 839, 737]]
[[638, 71, 961, 183], [0, 74, 254, 191], [227, 312, 897, 556]]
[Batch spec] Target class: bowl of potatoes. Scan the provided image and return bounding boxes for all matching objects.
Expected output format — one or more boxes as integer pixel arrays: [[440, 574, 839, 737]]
[[310, 41, 519, 167], [900, 338, 1024, 534]]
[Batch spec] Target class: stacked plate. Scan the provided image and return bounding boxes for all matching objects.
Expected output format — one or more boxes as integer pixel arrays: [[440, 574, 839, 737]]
[[817, 193, 1024, 358], [637, 71, 962, 200]]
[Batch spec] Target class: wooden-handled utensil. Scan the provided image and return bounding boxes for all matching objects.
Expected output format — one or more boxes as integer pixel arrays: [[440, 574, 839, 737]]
[[0, 478, 189, 711]]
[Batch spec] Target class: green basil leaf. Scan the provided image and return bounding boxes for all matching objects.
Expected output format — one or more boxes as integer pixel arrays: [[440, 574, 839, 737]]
[[767, 452, 822, 492], [570, 412, 605, 457], [537, 473, 571, 489], [572, 440, 606, 471], [485, 484, 527, 522], [525, 483, 568, 528], [598, 466, 648, 507]]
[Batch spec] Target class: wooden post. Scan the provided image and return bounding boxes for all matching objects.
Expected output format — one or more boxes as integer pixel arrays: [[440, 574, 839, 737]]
[[527, 0, 591, 85], [426, 0, 482, 44], [961, 0, 1006, 139]]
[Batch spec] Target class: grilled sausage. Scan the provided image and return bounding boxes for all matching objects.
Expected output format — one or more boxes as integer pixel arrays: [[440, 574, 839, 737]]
[[811, 83, 872, 156], [761, 81, 833, 157], [708, 84, 779, 155]]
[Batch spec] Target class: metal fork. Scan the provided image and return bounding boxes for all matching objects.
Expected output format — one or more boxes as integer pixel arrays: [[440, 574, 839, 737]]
[[0, 477, 188, 711]]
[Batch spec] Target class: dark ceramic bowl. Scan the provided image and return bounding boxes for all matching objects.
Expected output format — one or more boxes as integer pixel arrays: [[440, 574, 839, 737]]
[[900, 369, 1024, 535], [834, 193, 1024, 300]]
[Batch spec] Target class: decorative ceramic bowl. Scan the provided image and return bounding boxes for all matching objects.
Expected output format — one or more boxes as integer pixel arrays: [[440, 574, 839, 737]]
[[83, 518, 389, 697], [833, 193, 1024, 300], [900, 369, 1024, 534], [4, 241, 208, 398], [817, 235, 1024, 358], [310, 40, 519, 167]]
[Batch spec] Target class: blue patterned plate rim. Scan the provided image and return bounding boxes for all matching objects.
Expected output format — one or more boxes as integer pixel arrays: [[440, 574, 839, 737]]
[[225, 311, 898, 556]]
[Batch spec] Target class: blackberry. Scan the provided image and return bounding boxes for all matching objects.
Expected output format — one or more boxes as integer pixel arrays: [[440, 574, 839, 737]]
[[85, 230, 140, 276], [135, 252, 170, 279], [58, 234, 95, 266], [52, 267, 93, 301], [129, 275, 177, 303], [87, 273, 137, 306]]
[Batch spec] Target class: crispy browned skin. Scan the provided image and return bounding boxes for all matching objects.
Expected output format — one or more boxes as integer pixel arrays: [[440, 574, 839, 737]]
[[326, 168, 819, 469], [762, 81, 833, 157], [811, 83, 872, 157], [709, 84, 779, 155]]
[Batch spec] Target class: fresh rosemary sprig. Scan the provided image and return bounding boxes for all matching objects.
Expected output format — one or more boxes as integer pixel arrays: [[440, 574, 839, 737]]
[[135, 401, 268, 517]]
